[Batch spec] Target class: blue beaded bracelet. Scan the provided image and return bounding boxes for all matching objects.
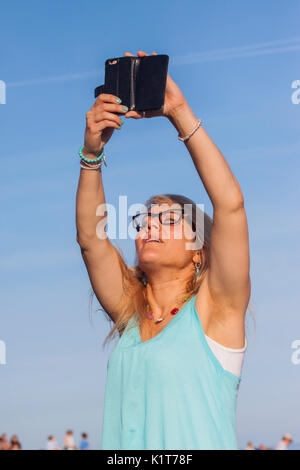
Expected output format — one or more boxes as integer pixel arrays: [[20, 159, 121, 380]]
[[78, 145, 104, 163]]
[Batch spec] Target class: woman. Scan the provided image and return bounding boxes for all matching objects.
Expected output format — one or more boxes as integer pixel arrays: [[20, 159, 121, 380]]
[[10, 435, 22, 450], [76, 50, 251, 450]]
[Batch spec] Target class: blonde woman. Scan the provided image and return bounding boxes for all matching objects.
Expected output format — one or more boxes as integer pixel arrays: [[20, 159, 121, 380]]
[[76, 51, 251, 450]]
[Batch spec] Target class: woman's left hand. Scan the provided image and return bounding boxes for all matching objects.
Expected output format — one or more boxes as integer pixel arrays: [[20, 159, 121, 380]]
[[123, 50, 188, 120]]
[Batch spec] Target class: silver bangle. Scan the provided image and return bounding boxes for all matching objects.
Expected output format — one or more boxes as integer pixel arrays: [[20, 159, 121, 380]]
[[178, 118, 203, 142], [80, 159, 103, 171], [80, 162, 102, 171]]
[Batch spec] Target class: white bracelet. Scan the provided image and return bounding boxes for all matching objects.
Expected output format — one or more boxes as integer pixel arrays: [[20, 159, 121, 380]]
[[178, 118, 203, 142], [80, 161, 102, 171]]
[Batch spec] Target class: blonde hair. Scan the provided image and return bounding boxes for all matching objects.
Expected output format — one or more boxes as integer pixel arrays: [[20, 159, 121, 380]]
[[88, 193, 254, 348]]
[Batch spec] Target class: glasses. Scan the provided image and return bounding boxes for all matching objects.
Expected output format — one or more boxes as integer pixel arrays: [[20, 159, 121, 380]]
[[132, 209, 185, 232]]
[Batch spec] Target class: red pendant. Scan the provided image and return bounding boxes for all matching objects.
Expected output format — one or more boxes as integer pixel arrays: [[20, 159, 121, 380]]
[[170, 308, 179, 315], [146, 306, 179, 320]]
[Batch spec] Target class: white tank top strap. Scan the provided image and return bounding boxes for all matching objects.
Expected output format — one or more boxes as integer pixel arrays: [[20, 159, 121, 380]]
[[204, 334, 247, 378]]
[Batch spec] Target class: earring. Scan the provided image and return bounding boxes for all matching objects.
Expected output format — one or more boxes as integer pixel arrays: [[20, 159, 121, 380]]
[[194, 262, 202, 280], [142, 273, 147, 286]]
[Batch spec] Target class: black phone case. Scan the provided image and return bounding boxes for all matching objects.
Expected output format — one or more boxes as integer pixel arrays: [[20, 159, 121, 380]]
[[94, 54, 169, 112]]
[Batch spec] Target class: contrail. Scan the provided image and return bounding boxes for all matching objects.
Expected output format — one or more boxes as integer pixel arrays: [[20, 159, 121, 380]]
[[6, 36, 300, 88], [173, 36, 300, 65], [6, 70, 102, 88]]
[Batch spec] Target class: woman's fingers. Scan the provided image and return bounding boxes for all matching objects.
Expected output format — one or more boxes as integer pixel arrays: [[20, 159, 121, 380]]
[[94, 110, 123, 126], [124, 51, 157, 56], [137, 51, 157, 56], [88, 93, 126, 126], [125, 110, 143, 119]]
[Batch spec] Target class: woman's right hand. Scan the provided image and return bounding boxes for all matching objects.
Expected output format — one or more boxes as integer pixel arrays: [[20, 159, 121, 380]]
[[82, 94, 128, 157]]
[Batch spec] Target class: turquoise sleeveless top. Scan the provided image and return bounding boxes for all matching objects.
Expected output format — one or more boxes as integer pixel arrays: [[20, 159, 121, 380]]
[[101, 294, 242, 450]]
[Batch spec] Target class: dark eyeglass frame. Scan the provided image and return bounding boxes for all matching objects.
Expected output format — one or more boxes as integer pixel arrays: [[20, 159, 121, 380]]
[[131, 208, 186, 232]]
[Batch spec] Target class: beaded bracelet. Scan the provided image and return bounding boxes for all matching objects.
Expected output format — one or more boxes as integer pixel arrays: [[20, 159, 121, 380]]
[[78, 145, 107, 167]]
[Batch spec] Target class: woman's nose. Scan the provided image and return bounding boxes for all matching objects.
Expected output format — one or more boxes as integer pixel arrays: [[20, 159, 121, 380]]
[[148, 219, 159, 229], [147, 216, 161, 233]]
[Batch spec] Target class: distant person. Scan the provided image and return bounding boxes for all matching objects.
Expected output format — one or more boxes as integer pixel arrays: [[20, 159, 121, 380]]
[[46, 435, 61, 450], [10, 435, 22, 450], [0, 433, 11, 450], [64, 430, 77, 450], [274, 433, 293, 450], [245, 441, 255, 450], [79, 432, 90, 450], [258, 443, 270, 450]]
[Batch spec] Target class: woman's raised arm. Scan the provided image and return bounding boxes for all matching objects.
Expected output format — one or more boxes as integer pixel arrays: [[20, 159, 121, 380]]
[[168, 103, 251, 321], [123, 50, 250, 321], [76, 94, 129, 323]]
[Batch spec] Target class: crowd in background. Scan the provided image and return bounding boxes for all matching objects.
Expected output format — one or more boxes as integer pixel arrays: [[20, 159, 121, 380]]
[[0, 430, 90, 450], [245, 433, 293, 450], [0, 434, 22, 450], [0, 430, 294, 450]]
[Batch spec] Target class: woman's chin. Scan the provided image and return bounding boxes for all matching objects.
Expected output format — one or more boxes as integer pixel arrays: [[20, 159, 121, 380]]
[[138, 250, 162, 265]]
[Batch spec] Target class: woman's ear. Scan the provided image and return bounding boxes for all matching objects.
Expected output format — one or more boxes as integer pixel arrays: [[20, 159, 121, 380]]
[[192, 250, 202, 264]]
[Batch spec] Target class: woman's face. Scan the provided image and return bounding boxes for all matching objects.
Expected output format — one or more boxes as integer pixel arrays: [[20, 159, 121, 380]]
[[135, 203, 197, 273]]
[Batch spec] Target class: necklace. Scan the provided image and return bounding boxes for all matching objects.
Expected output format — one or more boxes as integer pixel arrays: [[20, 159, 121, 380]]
[[146, 294, 192, 323]]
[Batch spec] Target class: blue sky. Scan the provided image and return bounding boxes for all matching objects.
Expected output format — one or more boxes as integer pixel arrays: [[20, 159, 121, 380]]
[[1, 0, 300, 450]]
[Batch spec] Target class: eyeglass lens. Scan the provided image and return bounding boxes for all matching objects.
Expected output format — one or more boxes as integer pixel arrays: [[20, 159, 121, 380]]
[[133, 210, 182, 231]]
